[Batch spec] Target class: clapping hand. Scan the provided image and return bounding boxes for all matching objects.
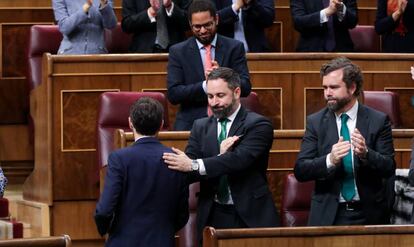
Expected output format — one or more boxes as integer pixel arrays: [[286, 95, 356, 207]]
[[83, 0, 93, 13], [329, 137, 351, 165]]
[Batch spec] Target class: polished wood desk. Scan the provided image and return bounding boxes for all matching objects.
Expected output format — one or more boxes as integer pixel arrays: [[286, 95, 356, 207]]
[[202, 225, 414, 247]]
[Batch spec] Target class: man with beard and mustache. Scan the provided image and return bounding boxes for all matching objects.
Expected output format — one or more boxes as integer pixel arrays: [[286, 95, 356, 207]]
[[167, 0, 251, 130], [295, 57, 396, 226], [163, 67, 279, 243]]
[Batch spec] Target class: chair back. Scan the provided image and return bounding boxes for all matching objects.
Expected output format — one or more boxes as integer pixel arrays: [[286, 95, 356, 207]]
[[104, 23, 132, 53], [363, 91, 402, 128], [280, 173, 314, 227], [240, 92, 262, 114], [97, 92, 170, 170], [27, 25, 62, 91], [177, 182, 199, 247], [349, 25, 381, 53]]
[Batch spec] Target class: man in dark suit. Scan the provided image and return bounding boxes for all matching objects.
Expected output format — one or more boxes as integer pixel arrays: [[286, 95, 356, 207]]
[[295, 57, 395, 226], [290, 0, 358, 52], [164, 67, 279, 242], [95, 97, 189, 247], [167, 0, 251, 130], [212, 0, 275, 52], [121, 0, 191, 53]]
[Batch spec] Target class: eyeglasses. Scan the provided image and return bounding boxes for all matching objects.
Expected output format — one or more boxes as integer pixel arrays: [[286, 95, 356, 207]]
[[191, 21, 215, 31]]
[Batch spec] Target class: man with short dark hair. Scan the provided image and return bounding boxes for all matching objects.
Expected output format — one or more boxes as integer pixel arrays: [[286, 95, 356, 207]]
[[167, 0, 251, 130], [95, 97, 189, 247], [164, 67, 279, 242], [295, 57, 395, 226]]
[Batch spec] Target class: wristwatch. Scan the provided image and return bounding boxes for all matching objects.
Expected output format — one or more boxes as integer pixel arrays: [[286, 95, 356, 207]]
[[191, 159, 199, 171]]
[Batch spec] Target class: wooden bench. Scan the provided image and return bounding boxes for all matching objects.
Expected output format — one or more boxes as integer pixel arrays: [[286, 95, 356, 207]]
[[202, 225, 414, 247], [0, 235, 71, 247]]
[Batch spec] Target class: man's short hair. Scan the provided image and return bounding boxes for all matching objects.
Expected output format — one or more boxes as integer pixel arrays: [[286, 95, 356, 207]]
[[320, 57, 363, 97], [129, 97, 163, 136], [207, 67, 241, 90], [188, 0, 217, 22]]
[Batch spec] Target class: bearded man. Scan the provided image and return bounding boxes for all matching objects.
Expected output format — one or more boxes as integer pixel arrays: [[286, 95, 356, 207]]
[[163, 67, 279, 243], [166, 0, 251, 130], [294, 57, 395, 226]]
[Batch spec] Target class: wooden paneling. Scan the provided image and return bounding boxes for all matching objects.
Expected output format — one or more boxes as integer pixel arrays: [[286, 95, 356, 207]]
[[203, 225, 414, 247]]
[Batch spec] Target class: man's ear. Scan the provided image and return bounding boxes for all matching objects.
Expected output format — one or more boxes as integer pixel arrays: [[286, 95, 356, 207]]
[[159, 119, 164, 131], [234, 87, 241, 99], [128, 117, 134, 130], [215, 14, 219, 25]]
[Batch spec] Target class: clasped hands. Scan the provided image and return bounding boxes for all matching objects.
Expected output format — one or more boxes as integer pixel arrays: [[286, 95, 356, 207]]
[[83, 0, 109, 13], [329, 128, 367, 165], [325, 0, 344, 17], [163, 136, 240, 172], [149, 0, 173, 16]]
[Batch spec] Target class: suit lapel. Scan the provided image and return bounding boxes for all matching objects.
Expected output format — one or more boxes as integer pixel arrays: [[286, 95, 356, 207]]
[[228, 107, 247, 137], [189, 37, 205, 80], [206, 117, 220, 155], [321, 109, 338, 153], [214, 35, 225, 66], [354, 104, 369, 173]]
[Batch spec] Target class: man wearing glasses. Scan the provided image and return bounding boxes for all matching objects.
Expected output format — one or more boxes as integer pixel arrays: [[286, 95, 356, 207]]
[[167, 0, 251, 130]]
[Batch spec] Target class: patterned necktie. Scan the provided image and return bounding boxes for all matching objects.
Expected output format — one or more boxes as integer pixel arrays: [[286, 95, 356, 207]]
[[340, 114, 355, 201], [205, 44, 213, 116], [323, 0, 336, 51], [204, 44, 212, 71], [217, 118, 230, 203], [156, 0, 169, 49]]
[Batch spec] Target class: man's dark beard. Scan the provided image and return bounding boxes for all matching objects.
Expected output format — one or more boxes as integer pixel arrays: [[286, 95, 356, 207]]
[[196, 35, 214, 45], [326, 95, 352, 112], [212, 98, 236, 119]]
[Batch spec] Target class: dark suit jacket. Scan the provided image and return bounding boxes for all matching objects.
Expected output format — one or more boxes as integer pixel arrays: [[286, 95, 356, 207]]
[[213, 0, 275, 52], [185, 106, 280, 240], [121, 0, 191, 53], [167, 35, 251, 130], [95, 137, 189, 247], [375, 0, 414, 53], [294, 104, 395, 226], [290, 0, 358, 52]]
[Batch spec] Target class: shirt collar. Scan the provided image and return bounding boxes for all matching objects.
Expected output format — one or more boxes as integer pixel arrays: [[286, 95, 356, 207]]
[[196, 34, 217, 50], [336, 100, 358, 121]]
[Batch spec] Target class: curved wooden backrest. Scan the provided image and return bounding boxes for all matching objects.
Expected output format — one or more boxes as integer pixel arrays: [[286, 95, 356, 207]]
[[0, 235, 71, 247]]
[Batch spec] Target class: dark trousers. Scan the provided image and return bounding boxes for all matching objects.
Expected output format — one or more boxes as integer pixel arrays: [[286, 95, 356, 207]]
[[333, 201, 366, 225], [206, 202, 247, 229]]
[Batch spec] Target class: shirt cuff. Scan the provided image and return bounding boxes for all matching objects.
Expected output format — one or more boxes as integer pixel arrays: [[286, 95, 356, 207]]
[[232, 4, 239, 14], [148, 9, 156, 22], [165, 2, 174, 16], [326, 153, 335, 169], [320, 9, 328, 23], [202, 80, 207, 93], [198, 159, 206, 175]]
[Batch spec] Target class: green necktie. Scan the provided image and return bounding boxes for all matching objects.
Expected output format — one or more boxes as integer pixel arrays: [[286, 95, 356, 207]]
[[217, 118, 230, 203], [340, 114, 356, 201]]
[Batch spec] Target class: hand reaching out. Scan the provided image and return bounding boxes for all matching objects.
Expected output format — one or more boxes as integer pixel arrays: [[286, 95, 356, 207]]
[[220, 135, 240, 154], [163, 147, 192, 172]]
